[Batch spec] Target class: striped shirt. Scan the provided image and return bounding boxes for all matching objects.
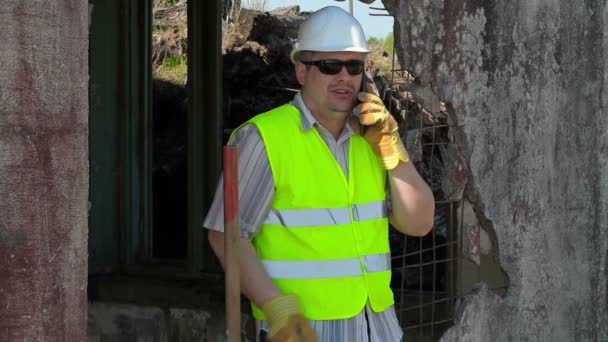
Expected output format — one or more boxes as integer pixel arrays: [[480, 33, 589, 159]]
[[203, 93, 403, 342]]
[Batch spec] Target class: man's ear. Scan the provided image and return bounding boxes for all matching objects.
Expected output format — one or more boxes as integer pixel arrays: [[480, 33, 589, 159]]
[[295, 62, 307, 86]]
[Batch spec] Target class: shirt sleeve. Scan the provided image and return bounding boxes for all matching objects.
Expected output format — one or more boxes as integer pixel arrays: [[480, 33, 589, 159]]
[[202, 124, 275, 239]]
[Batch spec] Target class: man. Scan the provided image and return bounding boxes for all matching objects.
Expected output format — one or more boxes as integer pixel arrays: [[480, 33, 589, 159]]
[[204, 6, 434, 342]]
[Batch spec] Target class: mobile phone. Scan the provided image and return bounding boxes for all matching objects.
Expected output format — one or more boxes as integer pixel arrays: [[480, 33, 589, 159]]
[[354, 70, 378, 117], [259, 330, 269, 342], [361, 70, 379, 96]]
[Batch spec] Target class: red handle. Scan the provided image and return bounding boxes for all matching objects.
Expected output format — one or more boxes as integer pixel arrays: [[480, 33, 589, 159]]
[[223, 145, 240, 342]]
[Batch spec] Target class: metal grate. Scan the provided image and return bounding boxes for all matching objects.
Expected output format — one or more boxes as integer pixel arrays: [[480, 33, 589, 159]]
[[391, 202, 462, 341], [389, 123, 463, 341]]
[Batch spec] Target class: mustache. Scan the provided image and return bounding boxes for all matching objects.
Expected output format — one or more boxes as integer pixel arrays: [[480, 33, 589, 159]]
[[328, 84, 356, 93]]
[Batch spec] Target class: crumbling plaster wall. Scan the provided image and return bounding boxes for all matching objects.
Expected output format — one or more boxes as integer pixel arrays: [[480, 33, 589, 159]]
[[0, 1, 89, 340], [383, 0, 608, 340]]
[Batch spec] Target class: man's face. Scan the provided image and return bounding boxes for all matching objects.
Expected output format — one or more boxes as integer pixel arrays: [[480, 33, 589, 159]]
[[295, 51, 365, 119]]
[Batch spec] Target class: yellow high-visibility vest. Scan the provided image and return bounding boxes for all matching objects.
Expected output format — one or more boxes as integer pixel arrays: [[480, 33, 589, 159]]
[[245, 104, 394, 320]]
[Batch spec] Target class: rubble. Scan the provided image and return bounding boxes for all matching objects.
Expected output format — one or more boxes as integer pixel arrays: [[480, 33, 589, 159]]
[[221, 7, 305, 136]]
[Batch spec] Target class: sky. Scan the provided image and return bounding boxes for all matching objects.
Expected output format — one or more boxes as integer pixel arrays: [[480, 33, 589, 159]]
[[267, 0, 394, 39]]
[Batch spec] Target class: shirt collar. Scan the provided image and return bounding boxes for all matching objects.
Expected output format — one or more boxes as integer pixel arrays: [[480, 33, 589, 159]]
[[291, 92, 356, 136]]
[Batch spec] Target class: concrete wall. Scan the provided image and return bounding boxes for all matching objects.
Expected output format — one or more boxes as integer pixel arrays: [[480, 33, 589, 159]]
[[88, 302, 254, 342], [0, 1, 89, 340], [383, 0, 608, 340]]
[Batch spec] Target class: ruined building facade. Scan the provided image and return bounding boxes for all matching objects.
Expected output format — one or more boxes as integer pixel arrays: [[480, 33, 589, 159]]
[[0, 0, 606, 341]]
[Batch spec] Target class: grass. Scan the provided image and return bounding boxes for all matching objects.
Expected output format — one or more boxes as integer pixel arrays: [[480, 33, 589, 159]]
[[227, 7, 241, 34], [154, 54, 187, 85]]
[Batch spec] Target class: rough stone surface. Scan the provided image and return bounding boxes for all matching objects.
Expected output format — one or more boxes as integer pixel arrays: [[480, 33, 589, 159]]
[[88, 303, 167, 341], [0, 1, 89, 341], [383, 0, 608, 340], [440, 283, 503, 340], [88, 302, 254, 342]]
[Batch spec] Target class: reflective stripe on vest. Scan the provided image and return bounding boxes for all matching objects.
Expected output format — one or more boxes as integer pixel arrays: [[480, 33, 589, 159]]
[[264, 200, 387, 227], [261, 252, 390, 279]]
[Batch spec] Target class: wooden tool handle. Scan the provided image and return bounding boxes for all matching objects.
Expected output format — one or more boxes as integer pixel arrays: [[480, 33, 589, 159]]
[[223, 145, 241, 342]]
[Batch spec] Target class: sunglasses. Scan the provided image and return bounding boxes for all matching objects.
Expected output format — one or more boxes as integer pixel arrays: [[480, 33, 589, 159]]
[[301, 59, 365, 76]]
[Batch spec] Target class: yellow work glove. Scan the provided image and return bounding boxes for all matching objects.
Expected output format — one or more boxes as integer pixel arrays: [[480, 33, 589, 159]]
[[262, 294, 317, 342], [355, 92, 410, 170]]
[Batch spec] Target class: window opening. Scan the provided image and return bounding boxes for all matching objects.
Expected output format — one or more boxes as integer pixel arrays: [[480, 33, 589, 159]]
[[151, 0, 189, 259]]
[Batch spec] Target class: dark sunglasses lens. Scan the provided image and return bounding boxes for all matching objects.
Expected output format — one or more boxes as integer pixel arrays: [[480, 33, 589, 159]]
[[318, 61, 343, 75], [345, 61, 364, 75], [313, 60, 364, 75], [322, 60, 364, 75]]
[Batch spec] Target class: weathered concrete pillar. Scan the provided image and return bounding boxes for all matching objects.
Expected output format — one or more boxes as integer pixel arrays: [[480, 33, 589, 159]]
[[0, 1, 89, 341], [383, 0, 608, 340]]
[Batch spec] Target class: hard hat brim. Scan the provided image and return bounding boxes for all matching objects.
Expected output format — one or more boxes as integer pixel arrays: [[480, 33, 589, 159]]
[[290, 47, 371, 64]]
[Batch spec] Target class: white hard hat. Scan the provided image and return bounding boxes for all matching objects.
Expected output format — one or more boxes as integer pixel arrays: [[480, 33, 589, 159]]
[[290, 6, 370, 63]]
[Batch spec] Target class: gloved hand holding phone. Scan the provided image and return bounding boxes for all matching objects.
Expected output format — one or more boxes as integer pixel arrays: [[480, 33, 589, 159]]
[[355, 89, 410, 170]]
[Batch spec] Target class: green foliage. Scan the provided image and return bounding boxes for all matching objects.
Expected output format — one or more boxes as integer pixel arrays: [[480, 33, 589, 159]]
[[154, 54, 187, 85], [383, 32, 394, 54], [364, 31, 399, 77], [163, 55, 183, 68], [228, 7, 241, 34], [367, 37, 383, 46]]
